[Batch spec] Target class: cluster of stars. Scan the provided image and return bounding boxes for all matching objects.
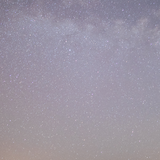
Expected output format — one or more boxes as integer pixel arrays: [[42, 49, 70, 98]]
[[1, 0, 160, 160]]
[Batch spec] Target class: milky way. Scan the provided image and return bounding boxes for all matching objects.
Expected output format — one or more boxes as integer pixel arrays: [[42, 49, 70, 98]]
[[1, 0, 160, 160]]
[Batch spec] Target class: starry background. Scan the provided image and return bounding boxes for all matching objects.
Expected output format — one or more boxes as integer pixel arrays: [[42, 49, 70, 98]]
[[0, 0, 160, 160]]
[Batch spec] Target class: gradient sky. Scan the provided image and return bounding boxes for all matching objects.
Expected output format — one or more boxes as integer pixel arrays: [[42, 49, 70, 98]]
[[1, 0, 160, 160]]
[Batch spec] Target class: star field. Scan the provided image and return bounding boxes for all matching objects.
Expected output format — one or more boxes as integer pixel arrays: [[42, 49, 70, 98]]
[[0, 0, 160, 160]]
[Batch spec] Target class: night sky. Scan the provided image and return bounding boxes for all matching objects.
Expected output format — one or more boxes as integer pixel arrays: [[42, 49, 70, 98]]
[[1, 0, 160, 160]]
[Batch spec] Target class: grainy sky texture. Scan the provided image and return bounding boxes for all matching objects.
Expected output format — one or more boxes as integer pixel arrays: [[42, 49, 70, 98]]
[[1, 0, 160, 160]]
